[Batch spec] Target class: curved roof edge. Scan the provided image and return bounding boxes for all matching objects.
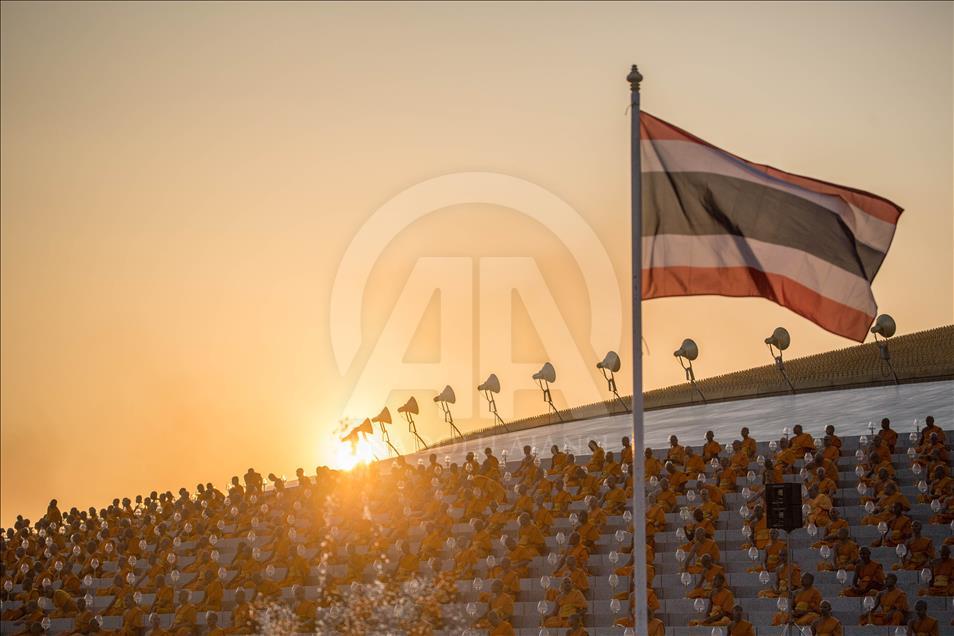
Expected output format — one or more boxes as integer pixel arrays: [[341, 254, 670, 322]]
[[434, 324, 954, 448]]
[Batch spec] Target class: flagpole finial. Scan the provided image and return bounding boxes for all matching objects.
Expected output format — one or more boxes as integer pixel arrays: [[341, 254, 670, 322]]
[[627, 64, 643, 92]]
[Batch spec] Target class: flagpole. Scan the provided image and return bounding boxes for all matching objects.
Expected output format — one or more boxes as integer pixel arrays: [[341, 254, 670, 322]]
[[627, 63, 649, 636]]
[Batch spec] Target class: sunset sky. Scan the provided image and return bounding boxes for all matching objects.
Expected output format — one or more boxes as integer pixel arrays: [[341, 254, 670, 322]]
[[2, 2, 952, 526]]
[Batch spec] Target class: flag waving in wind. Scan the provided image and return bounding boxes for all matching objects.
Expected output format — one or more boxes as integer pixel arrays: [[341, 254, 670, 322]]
[[640, 112, 903, 341]]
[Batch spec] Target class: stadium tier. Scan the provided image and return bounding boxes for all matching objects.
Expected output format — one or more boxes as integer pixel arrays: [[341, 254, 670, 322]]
[[3, 335, 954, 635]]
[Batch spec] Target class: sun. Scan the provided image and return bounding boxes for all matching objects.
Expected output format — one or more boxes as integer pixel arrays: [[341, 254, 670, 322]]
[[332, 436, 378, 471]]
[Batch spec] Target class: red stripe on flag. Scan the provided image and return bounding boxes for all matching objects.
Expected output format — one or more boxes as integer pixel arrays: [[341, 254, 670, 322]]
[[640, 112, 903, 226], [643, 266, 875, 342]]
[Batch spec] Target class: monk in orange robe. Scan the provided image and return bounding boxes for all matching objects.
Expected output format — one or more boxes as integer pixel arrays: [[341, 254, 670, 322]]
[[541, 577, 587, 628], [683, 527, 721, 574], [908, 600, 940, 636], [688, 554, 725, 599], [688, 574, 734, 626], [666, 435, 686, 467], [739, 427, 757, 458], [811, 601, 843, 636], [860, 573, 909, 625], [727, 606, 755, 636], [918, 545, 954, 596], [703, 431, 722, 463], [790, 425, 814, 454], [842, 547, 885, 596], [773, 573, 821, 626], [894, 521, 935, 571]]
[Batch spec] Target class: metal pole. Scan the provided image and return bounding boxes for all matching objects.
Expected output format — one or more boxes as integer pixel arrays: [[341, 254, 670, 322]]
[[627, 63, 649, 636]]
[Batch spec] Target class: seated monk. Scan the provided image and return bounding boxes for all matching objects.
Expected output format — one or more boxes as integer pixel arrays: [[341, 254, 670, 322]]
[[774, 437, 800, 473], [739, 427, 757, 459], [666, 462, 689, 494], [146, 612, 172, 636], [894, 521, 935, 571], [811, 600, 843, 636], [805, 486, 834, 528], [546, 445, 568, 476], [726, 605, 755, 636], [813, 508, 849, 549], [773, 573, 821, 626], [728, 441, 749, 472], [150, 574, 174, 614], [485, 610, 515, 636], [920, 465, 954, 503], [586, 440, 605, 473], [698, 487, 724, 521], [861, 483, 910, 526], [120, 593, 145, 635], [918, 545, 954, 596], [666, 435, 686, 468], [550, 481, 573, 517], [872, 502, 913, 548], [880, 418, 898, 453], [823, 426, 842, 456], [742, 505, 769, 551], [842, 547, 885, 596], [790, 424, 814, 454], [476, 580, 514, 628], [229, 588, 254, 634], [823, 424, 842, 447], [655, 479, 676, 513], [749, 529, 786, 573], [808, 467, 837, 499], [716, 458, 738, 495], [687, 554, 725, 599], [685, 447, 705, 477], [682, 527, 720, 574], [702, 431, 722, 463], [860, 573, 909, 626], [688, 574, 734, 626], [644, 447, 662, 479], [917, 415, 945, 447], [541, 577, 587, 628], [601, 477, 628, 516], [646, 494, 666, 537], [908, 599, 940, 636], [50, 588, 78, 618], [620, 436, 633, 467], [205, 612, 226, 636], [169, 590, 198, 632], [552, 555, 589, 594], [395, 542, 420, 580], [684, 508, 715, 541], [487, 557, 521, 596], [197, 570, 224, 610], [759, 551, 801, 599]]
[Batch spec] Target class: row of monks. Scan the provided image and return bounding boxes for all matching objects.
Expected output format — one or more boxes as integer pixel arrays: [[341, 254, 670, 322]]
[[1, 416, 950, 635], [646, 416, 949, 636]]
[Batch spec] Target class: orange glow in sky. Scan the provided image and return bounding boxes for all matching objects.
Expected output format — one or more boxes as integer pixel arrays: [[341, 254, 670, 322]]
[[1, 2, 951, 526]]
